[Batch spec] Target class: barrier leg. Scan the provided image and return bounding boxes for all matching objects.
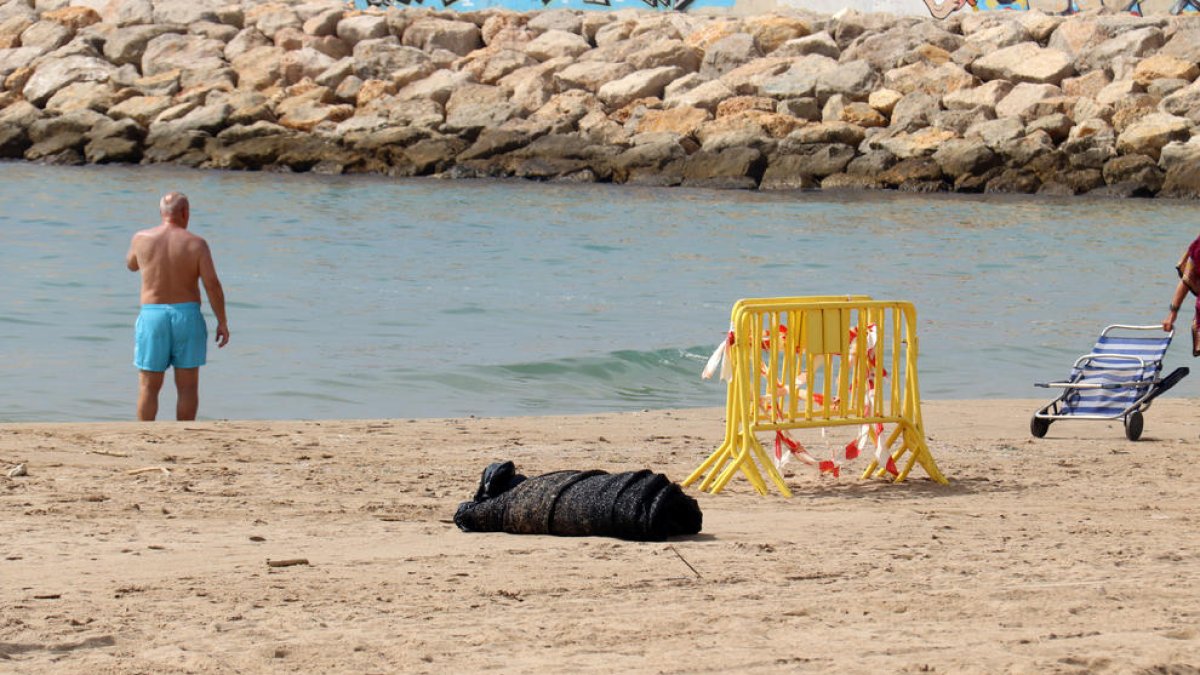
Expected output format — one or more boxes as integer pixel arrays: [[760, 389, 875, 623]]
[[750, 439, 793, 497], [685, 440, 731, 491]]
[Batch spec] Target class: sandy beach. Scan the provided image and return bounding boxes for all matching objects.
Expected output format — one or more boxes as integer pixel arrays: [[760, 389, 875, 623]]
[[1, 398, 1198, 673]]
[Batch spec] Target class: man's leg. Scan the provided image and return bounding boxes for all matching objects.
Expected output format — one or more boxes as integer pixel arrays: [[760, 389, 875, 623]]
[[138, 370, 165, 421], [174, 367, 199, 421]]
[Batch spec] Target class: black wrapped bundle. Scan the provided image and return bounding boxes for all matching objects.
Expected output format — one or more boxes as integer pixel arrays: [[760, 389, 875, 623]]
[[454, 461, 703, 542]]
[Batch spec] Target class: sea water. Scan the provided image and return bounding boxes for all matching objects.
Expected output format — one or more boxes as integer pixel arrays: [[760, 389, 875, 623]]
[[1, 161, 1196, 422]]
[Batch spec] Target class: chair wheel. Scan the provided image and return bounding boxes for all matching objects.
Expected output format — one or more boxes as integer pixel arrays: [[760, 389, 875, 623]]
[[1125, 411, 1144, 441], [1030, 416, 1050, 438]]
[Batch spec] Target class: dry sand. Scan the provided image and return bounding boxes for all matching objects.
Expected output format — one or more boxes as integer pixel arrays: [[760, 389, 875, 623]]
[[1, 399, 1198, 674]]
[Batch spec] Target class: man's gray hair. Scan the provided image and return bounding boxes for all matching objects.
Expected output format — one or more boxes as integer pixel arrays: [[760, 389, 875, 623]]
[[160, 191, 189, 217]]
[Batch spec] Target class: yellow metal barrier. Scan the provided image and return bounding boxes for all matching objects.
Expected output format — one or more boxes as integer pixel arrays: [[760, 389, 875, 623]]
[[684, 297, 949, 497]]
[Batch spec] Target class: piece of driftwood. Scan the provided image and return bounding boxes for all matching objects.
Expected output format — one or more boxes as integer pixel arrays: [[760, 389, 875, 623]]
[[267, 558, 309, 568], [126, 467, 170, 476], [91, 450, 130, 457]]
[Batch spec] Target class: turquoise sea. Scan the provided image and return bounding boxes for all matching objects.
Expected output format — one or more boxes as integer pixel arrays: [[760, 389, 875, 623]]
[[1, 161, 1196, 422]]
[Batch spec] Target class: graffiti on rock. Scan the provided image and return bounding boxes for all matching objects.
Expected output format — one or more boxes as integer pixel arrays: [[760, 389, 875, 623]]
[[921, 0, 1196, 17]]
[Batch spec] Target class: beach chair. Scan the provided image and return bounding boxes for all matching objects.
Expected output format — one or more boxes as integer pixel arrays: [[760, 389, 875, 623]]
[[1032, 325, 1189, 441]]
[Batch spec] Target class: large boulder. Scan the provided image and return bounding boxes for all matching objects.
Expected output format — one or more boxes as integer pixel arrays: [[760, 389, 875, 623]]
[[1102, 153, 1163, 194], [665, 78, 735, 113], [744, 15, 811, 55], [100, 0, 154, 27], [141, 33, 224, 78], [1134, 54, 1199, 87], [18, 20, 73, 51], [43, 79, 114, 114], [933, 137, 1000, 178], [352, 37, 431, 82], [0, 46, 43, 82], [102, 24, 183, 66], [107, 94, 173, 125], [1158, 80, 1200, 122], [815, 59, 879, 102], [597, 66, 684, 110], [0, 13, 34, 50], [756, 55, 835, 100], [275, 93, 352, 133], [634, 105, 709, 137], [247, 4, 300, 40], [224, 26, 270, 62], [443, 82, 514, 133], [627, 38, 700, 73], [1063, 119, 1117, 169], [397, 68, 472, 107], [964, 116, 1022, 148], [0, 100, 40, 157], [527, 9, 582, 37], [994, 82, 1063, 122], [1060, 70, 1111, 100], [788, 121, 866, 147], [281, 46, 335, 86], [872, 127, 956, 159], [43, 6, 100, 32], [523, 28, 589, 61], [889, 91, 940, 133], [942, 80, 1013, 115], [773, 31, 839, 59], [500, 59, 565, 115], [22, 54, 114, 106], [1075, 27, 1163, 75], [884, 60, 976, 97], [953, 21, 1030, 65], [1116, 112, 1192, 161], [971, 43, 1074, 86], [1161, 29, 1200, 64], [770, 142, 855, 177], [152, 0, 221, 25], [130, 69, 179, 96], [699, 33, 760, 80], [402, 18, 481, 57], [719, 56, 792, 96], [461, 48, 538, 86], [1159, 139, 1200, 198], [304, 8, 343, 38], [555, 61, 634, 95], [230, 45, 283, 91], [841, 23, 962, 72], [681, 146, 765, 190], [335, 14, 387, 48]]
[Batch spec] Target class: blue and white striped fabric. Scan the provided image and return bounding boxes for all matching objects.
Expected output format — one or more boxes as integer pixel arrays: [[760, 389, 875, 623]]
[[1059, 333, 1171, 417]]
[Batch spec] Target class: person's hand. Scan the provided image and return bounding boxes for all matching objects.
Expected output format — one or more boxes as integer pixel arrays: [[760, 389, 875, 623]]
[[1163, 317, 1175, 332], [215, 323, 230, 348]]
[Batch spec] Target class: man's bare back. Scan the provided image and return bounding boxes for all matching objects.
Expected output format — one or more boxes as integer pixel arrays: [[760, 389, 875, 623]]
[[127, 225, 210, 305]]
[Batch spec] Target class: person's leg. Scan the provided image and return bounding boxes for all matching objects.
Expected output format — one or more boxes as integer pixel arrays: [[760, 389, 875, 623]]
[[174, 367, 199, 421], [170, 304, 207, 421], [138, 370, 165, 421]]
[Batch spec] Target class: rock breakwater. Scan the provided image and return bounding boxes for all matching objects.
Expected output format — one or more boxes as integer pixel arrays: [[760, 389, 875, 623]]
[[3, 0, 1200, 197]]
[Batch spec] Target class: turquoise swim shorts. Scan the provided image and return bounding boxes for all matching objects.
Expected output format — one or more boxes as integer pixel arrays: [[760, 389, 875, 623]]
[[134, 302, 207, 372]]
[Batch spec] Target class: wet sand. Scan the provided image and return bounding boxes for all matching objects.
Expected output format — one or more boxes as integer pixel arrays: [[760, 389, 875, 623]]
[[2, 399, 1198, 673]]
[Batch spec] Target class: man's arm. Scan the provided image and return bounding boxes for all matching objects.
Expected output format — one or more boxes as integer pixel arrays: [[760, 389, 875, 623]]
[[197, 240, 230, 348], [126, 237, 139, 271]]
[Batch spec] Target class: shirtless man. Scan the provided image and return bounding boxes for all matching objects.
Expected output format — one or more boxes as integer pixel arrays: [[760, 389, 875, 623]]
[[126, 192, 230, 421]]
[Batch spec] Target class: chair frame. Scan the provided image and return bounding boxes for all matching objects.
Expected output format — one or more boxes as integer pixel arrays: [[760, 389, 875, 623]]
[[1032, 324, 1188, 441]]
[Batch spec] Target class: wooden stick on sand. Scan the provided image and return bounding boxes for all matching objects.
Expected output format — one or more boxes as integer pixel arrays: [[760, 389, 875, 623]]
[[126, 467, 170, 476]]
